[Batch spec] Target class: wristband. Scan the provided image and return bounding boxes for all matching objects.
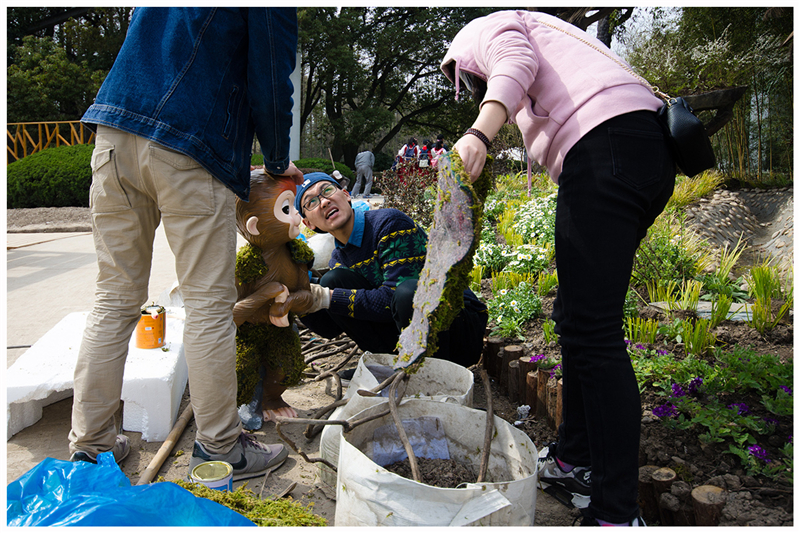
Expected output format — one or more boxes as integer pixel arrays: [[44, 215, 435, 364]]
[[465, 128, 492, 149]]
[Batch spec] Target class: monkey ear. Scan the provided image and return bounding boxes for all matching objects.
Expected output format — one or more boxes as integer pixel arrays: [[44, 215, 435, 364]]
[[246, 216, 260, 235]]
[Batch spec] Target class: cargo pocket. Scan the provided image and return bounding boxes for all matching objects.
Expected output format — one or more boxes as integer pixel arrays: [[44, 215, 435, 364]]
[[609, 127, 665, 190], [89, 143, 130, 213], [150, 145, 215, 216]]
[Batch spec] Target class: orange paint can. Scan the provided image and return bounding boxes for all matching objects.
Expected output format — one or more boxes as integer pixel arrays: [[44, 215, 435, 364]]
[[136, 305, 166, 349]]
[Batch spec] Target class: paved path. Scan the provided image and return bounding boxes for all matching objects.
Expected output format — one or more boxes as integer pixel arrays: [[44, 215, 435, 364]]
[[6, 226, 183, 368]]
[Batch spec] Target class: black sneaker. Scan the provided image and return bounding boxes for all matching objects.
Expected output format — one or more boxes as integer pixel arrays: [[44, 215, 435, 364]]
[[538, 442, 591, 508], [189, 432, 289, 482]]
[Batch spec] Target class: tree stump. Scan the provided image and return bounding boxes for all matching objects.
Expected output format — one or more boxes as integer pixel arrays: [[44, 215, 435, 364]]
[[508, 359, 520, 403], [536, 370, 549, 419], [670, 481, 695, 526], [485, 337, 503, 377], [691, 485, 727, 526], [501, 345, 523, 397], [652, 467, 677, 526], [526, 371, 538, 413], [546, 377, 558, 428], [637, 465, 661, 523]]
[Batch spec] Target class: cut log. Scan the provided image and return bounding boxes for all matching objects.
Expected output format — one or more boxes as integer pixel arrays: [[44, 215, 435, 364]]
[[536, 370, 549, 419], [508, 359, 520, 403], [546, 377, 558, 429], [652, 467, 677, 526], [554, 379, 563, 428], [485, 337, 503, 377], [637, 465, 661, 523], [502, 345, 523, 396], [691, 485, 727, 526], [526, 371, 538, 412]]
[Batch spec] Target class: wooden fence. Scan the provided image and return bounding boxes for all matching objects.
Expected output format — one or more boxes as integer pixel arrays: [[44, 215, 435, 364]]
[[7, 121, 95, 164]]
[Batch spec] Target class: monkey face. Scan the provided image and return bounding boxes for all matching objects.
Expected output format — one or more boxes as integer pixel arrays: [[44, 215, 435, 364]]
[[236, 170, 302, 247], [273, 187, 302, 240]]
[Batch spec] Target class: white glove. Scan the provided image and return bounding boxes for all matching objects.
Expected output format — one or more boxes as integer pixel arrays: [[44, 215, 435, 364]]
[[308, 283, 332, 313]]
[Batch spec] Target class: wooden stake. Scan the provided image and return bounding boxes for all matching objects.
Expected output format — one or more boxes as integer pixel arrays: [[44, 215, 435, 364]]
[[526, 371, 538, 412], [554, 378, 563, 428], [501, 345, 523, 397], [637, 465, 661, 523], [535, 370, 549, 420], [136, 403, 194, 485], [691, 485, 727, 526], [546, 377, 558, 429], [485, 337, 503, 377], [652, 467, 677, 526], [508, 360, 520, 403]]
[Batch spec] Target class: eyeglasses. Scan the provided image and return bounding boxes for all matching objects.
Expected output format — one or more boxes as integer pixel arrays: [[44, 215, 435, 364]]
[[303, 183, 338, 213]]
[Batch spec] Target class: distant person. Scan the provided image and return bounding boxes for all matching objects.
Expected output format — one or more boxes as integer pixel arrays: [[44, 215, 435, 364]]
[[399, 137, 419, 162], [295, 172, 488, 367], [418, 139, 431, 168], [352, 149, 375, 198], [436, 133, 449, 151], [70, 8, 302, 480], [431, 138, 447, 168], [442, 10, 675, 526]]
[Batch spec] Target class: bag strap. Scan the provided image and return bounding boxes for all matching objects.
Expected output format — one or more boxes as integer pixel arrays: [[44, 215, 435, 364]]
[[536, 18, 672, 102]]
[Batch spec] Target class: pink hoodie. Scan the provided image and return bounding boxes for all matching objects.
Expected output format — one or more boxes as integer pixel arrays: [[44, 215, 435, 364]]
[[441, 10, 662, 183]]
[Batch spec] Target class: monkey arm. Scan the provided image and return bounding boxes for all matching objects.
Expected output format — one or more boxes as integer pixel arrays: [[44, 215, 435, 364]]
[[233, 281, 289, 327], [269, 288, 315, 319]]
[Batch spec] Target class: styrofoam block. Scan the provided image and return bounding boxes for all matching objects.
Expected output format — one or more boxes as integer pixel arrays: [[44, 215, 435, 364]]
[[7, 308, 187, 442]]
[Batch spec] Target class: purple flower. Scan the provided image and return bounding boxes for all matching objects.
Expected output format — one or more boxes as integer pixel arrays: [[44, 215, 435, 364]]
[[779, 385, 792, 396], [625, 339, 633, 345], [657, 349, 668, 356], [529, 354, 546, 364], [763, 417, 779, 427], [748, 445, 770, 462], [728, 403, 750, 416], [653, 404, 677, 418], [671, 383, 686, 398], [550, 363, 562, 378], [688, 377, 703, 395], [635, 343, 645, 350]]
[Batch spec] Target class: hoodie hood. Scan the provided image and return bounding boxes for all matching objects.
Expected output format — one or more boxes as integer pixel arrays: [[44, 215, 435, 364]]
[[441, 17, 487, 101]]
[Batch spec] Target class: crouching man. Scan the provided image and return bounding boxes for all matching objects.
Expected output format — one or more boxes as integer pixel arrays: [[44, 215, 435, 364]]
[[297, 172, 487, 367]]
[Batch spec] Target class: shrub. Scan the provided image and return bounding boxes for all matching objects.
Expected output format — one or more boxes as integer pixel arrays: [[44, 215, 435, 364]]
[[292, 158, 355, 183], [7, 144, 95, 208]]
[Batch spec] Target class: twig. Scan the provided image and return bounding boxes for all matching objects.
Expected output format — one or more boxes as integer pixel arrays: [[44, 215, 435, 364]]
[[303, 341, 355, 363], [477, 368, 494, 483], [271, 482, 297, 500], [387, 371, 421, 482], [275, 419, 338, 471], [314, 370, 343, 400]]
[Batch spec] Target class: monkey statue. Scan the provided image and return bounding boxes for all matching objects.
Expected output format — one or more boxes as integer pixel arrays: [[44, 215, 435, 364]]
[[233, 169, 315, 426]]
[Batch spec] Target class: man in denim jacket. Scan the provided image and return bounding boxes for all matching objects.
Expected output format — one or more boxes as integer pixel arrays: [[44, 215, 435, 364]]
[[70, 8, 302, 480]]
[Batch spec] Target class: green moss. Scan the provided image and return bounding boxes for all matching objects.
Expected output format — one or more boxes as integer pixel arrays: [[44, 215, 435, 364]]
[[169, 480, 327, 526], [235, 321, 304, 406], [236, 244, 269, 286], [398, 151, 493, 372], [288, 238, 315, 265]]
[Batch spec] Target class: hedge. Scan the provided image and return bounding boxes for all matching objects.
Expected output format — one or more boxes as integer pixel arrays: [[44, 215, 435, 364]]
[[7, 144, 95, 208]]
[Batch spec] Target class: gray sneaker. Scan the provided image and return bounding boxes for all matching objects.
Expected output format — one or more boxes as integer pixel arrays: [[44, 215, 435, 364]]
[[70, 434, 131, 464], [538, 442, 591, 508], [189, 432, 289, 481]]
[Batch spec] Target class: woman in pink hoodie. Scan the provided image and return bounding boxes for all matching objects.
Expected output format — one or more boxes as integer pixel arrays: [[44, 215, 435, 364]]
[[442, 10, 676, 527]]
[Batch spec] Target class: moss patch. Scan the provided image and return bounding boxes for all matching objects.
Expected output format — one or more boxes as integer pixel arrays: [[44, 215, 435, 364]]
[[236, 244, 268, 286], [168, 480, 327, 526], [235, 321, 304, 406]]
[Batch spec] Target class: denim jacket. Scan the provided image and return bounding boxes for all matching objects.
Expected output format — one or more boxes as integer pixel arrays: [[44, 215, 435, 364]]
[[82, 7, 297, 200]]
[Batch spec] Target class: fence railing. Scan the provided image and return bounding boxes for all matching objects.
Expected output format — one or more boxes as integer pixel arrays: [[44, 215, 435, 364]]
[[7, 121, 95, 164]]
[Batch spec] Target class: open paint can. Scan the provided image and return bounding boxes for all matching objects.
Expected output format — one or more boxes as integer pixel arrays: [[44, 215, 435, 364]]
[[190, 461, 233, 491], [136, 305, 166, 349]]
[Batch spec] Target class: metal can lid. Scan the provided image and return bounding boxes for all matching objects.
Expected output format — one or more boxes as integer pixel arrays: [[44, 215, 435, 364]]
[[191, 461, 233, 483]]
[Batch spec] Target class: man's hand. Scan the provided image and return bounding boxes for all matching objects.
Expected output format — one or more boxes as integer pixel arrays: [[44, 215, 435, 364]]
[[276, 161, 304, 186], [307, 283, 331, 313]]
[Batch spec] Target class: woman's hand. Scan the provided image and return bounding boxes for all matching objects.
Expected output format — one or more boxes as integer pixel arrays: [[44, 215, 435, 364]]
[[453, 134, 488, 183], [455, 100, 508, 182]]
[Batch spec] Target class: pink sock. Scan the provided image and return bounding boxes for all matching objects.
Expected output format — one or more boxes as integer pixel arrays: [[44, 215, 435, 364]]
[[556, 457, 574, 472]]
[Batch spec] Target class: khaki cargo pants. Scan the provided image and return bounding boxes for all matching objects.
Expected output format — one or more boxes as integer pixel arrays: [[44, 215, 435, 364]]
[[69, 126, 242, 457]]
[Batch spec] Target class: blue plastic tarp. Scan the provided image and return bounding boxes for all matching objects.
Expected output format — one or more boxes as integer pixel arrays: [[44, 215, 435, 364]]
[[7, 452, 254, 526]]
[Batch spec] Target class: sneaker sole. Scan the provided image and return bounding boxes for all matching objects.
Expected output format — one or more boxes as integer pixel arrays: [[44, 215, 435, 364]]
[[539, 479, 590, 508], [232, 456, 288, 482]]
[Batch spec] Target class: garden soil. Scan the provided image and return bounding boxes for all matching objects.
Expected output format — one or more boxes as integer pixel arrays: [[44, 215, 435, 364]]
[[6, 187, 794, 526]]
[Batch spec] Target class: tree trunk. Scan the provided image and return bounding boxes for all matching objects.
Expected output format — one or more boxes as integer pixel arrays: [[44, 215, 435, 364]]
[[691, 485, 727, 526]]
